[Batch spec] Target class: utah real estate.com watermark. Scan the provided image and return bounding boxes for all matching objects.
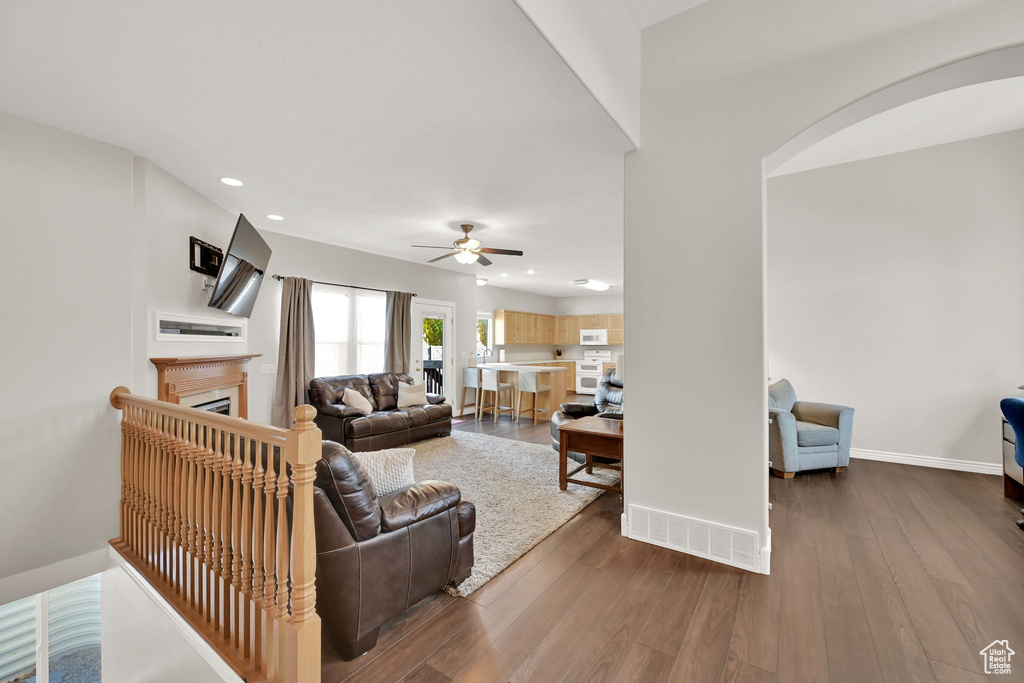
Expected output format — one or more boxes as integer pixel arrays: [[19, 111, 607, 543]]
[[981, 640, 1015, 675]]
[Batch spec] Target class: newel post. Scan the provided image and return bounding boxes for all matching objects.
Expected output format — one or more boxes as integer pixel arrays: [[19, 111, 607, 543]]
[[279, 405, 322, 683]]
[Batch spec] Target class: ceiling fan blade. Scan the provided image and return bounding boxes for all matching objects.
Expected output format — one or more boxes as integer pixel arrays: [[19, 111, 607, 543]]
[[428, 252, 456, 263], [412, 245, 454, 249], [476, 248, 524, 256], [475, 254, 493, 266]]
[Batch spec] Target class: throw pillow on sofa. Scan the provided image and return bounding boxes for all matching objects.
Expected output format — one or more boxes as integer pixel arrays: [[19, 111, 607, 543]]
[[352, 448, 416, 496], [342, 387, 373, 415], [397, 381, 428, 408]]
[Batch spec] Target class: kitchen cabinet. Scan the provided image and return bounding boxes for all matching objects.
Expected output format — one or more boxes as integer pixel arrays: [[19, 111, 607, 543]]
[[602, 362, 616, 375], [567, 316, 581, 344], [494, 310, 621, 347], [516, 360, 575, 391], [524, 314, 536, 344], [512, 312, 525, 344], [608, 314, 624, 345], [555, 317, 570, 345]]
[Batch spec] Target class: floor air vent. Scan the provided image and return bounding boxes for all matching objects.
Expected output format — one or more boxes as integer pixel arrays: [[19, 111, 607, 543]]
[[626, 504, 760, 572]]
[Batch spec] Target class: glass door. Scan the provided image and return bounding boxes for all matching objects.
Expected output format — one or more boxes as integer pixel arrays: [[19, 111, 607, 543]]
[[409, 299, 456, 405]]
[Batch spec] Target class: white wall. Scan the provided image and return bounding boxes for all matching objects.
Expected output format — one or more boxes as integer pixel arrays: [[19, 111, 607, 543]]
[[131, 159, 243, 399], [102, 563, 238, 683], [625, 0, 1024, 569], [246, 231, 559, 424], [554, 293, 624, 315], [768, 129, 1024, 467], [0, 112, 132, 584], [513, 0, 641, 146]]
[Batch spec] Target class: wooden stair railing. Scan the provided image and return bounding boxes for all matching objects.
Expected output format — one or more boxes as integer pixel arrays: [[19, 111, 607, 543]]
[[108, 386, 321, 683]]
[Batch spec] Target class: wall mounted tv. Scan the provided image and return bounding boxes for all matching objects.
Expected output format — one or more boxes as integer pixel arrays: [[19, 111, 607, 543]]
[[207, 214, 272, 318]]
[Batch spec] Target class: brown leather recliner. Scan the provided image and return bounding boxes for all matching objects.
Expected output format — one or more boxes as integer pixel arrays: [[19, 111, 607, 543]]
[[551, 368, 623, 461], [313, 441, 475, 660], [309, 372, 452, 452]]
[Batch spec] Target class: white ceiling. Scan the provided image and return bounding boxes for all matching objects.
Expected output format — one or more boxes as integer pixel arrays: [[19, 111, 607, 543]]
[[0, 1, 632, 297], [772, 76, 1024, 176], [625, 0, 711, 28]]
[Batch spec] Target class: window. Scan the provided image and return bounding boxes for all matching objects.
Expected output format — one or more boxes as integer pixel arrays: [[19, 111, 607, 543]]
[[312, 284, 386, 377], [0, 575, 101, 683], [476, 312, 493, 358]]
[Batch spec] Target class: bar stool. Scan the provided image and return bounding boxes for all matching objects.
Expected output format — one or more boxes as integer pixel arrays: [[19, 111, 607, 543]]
[[517, 370, 552, 425], [480, 368, 515, 422], [461, 367, 481, 419]]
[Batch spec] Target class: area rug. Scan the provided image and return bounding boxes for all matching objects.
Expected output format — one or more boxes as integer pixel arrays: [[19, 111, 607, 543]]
[[409, 430, 619, 597]]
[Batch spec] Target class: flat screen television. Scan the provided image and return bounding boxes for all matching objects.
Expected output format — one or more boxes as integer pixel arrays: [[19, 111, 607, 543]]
[[207, 214, 272, 318]]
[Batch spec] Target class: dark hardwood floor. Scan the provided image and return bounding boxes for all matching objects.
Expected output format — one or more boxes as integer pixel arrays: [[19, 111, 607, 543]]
[[323, 417, 1024, 682]]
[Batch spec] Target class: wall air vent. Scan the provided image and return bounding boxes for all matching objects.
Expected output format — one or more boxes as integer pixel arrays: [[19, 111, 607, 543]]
[[626, 504, 761, 572], [629, 507, 650, 538]]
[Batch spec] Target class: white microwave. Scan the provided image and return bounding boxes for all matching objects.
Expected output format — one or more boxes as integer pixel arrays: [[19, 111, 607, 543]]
[[580, 329, 608, 345]]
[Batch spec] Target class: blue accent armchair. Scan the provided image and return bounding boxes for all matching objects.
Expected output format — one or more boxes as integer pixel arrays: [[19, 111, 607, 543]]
[[999, 398, 1024, 530], [768, 379, 854, 478], [1000, 397, 1024, 469]]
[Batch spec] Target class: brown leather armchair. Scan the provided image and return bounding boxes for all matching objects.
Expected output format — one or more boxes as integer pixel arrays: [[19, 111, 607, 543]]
[[313, 441, 475, 660], [551, 368, 623, 458], [309, 373, 452, 452]]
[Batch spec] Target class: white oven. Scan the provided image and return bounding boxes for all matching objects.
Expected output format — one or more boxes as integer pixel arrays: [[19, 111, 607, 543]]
[[580, 329, 608, 346], [575, 350, 612, 394]]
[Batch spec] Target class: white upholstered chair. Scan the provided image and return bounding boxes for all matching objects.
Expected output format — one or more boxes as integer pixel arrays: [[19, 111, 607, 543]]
[[479, 369, 515, 422], [516, 371, 552, 424], [461, 367, 480, 418]]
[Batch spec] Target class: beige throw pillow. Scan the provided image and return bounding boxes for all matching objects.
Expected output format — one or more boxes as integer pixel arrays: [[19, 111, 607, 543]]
[[352, 448, 416, 497], [342, 387, 373, 415], [397, 381, 428, 408]]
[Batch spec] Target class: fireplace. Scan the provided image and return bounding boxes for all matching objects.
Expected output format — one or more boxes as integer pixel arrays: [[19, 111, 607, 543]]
[[150, 354, 261, 419]]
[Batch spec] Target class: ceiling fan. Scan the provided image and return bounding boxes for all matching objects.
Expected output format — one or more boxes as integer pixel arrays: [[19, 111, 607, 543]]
[[412, 224, 523, 266]]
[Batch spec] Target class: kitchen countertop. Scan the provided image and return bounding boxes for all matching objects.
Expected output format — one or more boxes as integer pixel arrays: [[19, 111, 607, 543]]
[[475, 362, 567, 372]]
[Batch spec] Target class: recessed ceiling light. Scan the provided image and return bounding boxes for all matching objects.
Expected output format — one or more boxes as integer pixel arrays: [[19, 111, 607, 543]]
[[573, 279, 610, 291], [500, 272, 509, 278], [526, 270, 535, 275], [266, 214, 284, 221], [476, 278, 487, 287], [220, 177, 244, 187]]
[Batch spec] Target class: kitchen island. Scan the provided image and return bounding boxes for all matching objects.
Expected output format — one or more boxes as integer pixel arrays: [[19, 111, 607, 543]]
[[473, 363, 566, 421]]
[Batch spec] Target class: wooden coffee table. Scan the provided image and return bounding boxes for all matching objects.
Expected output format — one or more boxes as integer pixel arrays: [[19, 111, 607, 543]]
[[557, 416, 624, 495]]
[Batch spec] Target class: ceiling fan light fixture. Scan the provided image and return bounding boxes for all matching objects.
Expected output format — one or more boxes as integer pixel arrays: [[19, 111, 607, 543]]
[[454, 250, 479, 264], [476, 277, 487, 287], [573, 279, 610, 291]]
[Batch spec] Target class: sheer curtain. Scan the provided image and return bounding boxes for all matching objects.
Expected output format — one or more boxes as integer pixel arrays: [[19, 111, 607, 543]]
[[312, 284, 386, 377]]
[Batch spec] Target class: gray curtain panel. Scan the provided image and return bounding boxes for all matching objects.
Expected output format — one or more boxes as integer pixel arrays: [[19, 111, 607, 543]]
[[384, 290, 413, 374], [273, 277, 315, 427]]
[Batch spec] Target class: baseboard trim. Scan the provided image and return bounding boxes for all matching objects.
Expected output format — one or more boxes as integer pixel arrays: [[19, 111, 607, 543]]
[[850, 448, 1001, 476], [626, 504, 761, 573]]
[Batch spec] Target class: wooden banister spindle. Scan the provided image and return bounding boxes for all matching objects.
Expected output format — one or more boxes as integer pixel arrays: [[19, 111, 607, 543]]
[[262, 443, 279, 679], [230, 432, 244, 650], [251, 441, 267, 671], [205, 426, 219, 629], [239, 437, 255, 660]]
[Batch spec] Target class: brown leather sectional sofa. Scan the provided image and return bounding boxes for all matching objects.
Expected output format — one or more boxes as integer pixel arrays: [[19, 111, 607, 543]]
[[314, 441, 475, 660], [309, 372, 452, 451]]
